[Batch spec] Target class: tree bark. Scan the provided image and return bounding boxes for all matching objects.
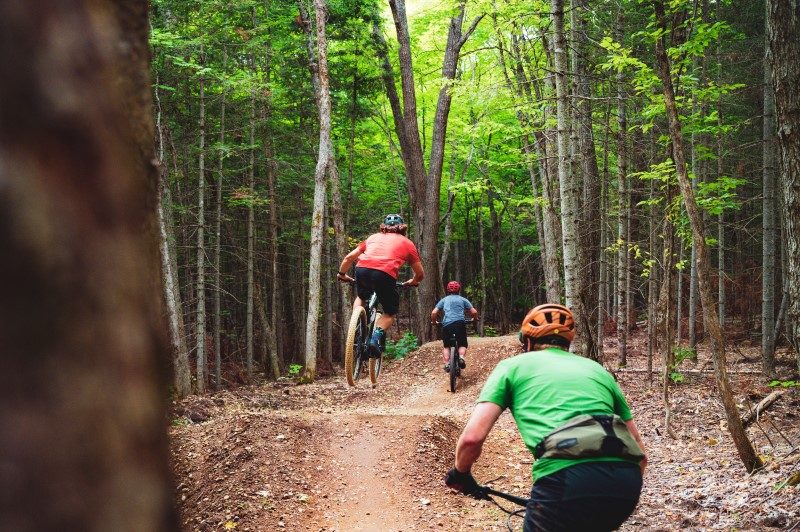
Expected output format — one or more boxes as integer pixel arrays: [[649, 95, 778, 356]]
[[616, 10, 629, 366], [654, 0, 761, 472], [762, 8, 778, 376], [766, 0, 800, 369], [381, 0, 481, 342], [572, 0, 601, 360], [155, 83, 190, 398], [214, 48, 226, 388], [196, 48, 207, 393], [246, 59, 256, 381], [0, 0, 178, 527], [303, 0, 334, 381], [552, 0, 593, 357]]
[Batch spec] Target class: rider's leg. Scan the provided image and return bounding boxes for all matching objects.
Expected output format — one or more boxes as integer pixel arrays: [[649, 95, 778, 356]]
[[376, 313, 395, 331], [442, 347, 450, 363], [370, 313, 395, 356]]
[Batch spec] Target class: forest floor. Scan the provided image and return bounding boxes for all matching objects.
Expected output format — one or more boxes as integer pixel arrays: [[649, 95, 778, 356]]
[[170, 332, 800, 531]]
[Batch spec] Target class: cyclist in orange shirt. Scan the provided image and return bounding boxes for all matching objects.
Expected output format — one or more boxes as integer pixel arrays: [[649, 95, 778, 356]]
[[337, 214, 424, 357]]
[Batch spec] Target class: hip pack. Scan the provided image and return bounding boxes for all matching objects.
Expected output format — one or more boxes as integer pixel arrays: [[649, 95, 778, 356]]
[[533, 414, 645, 461]]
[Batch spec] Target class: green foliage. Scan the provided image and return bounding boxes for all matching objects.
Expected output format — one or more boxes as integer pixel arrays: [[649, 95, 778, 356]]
[[483, 326, 498, 338], [384, 332, 418, 360], [669, 345, 696, 384], [768, 380, 799, 388], [171, 417, 191, 427], [288, 364, 303, 378], [673, 345, 697, 364]]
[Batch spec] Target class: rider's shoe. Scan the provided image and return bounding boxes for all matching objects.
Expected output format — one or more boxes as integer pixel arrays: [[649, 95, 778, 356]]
[[443, 363, 450, 373], [458, 356, 466, 369], [369, 328, 385, 358]]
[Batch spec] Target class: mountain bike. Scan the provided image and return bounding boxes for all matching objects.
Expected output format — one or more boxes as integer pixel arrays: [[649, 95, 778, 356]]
[[435, 318, 474, 393], [344, 282, 409, 387]]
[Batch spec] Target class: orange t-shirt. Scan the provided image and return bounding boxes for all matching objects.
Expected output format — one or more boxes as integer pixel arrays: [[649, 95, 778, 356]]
[[357, 232, 420, 279]]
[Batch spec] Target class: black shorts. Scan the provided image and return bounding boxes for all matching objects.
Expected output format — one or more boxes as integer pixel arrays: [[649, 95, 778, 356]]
[[523, 461, 642, 532], [441, 321, 468, 348], [354, 267, 400, 315]]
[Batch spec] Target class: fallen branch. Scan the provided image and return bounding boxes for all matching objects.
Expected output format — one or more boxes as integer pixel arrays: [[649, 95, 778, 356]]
[[742, 389, 788, 427]]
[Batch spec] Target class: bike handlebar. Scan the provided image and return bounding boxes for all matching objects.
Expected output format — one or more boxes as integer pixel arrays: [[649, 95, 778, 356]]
[[481, 485, 530, 507], [337, 277, 417, 288], [432, 318, 475, 325]]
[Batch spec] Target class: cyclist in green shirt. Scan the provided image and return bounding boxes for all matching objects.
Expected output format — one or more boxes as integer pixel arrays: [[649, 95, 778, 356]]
[[445, 303, 647, 532]]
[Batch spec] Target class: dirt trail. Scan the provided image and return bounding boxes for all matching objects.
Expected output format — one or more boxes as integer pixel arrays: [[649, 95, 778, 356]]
[[170, 334, 800, 531]]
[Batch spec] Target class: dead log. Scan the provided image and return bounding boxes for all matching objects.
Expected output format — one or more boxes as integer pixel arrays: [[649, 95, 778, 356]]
[[742, 389, 788, 427]]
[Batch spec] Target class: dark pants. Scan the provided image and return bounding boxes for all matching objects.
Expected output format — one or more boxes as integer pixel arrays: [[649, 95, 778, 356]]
[[354, 267, 399, 315], [441, 320, 468, 348], [523, 461, 642, 532]]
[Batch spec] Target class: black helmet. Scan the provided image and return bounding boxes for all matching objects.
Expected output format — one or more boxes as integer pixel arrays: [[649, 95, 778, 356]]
[[383, 214, 404, 226]]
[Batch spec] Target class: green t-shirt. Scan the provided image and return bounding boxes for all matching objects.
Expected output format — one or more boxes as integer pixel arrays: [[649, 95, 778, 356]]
[[478, 348, 635, 481]]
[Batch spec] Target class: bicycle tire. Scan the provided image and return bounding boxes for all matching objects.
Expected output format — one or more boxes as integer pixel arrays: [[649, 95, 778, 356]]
[[449, 346, 458, 393], [368, 312, 383, 386], [344, 306, 367, 387]]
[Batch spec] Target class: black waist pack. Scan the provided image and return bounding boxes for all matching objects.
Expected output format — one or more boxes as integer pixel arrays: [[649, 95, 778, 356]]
[[533, 414, 645, 461]]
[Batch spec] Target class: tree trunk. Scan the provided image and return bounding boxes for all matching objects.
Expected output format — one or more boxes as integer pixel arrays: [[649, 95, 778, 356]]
[[0, 0, 178, 527], [196, 49, 207, 393], [552, 0, 592, 357], [304, 0, 334, 381], [762, 9, 778, 376], [572, 0, 601, 360], [266, 140, 282, 376], [214, 48, 226, 388], [246, 80, 256, 381], [654, 0, 761, 472], [155, 84, 190, 399], [616, 10, 629, 366], [766, 0, 800, 369], [382, 0, 481, 342]]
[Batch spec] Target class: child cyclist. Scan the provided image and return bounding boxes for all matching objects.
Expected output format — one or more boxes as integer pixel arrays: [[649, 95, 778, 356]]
[[430, 281, 478, 372]]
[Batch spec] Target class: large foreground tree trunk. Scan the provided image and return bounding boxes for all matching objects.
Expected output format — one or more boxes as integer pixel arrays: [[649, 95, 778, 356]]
[[304, 0, 335, 381], [0, 1, 178, 528], [654, 0, 761, 473], [767, 0, 800, 369], [552, 0, 594, 358]]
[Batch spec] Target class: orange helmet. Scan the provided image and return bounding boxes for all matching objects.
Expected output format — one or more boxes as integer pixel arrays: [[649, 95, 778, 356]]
[[520, 304, 575, 348]]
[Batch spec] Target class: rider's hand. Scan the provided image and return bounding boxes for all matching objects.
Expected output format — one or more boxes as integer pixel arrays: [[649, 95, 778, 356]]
[[337, 272, 354, 283], [403, 278, 420, 287], [445, 468, 485, 498]]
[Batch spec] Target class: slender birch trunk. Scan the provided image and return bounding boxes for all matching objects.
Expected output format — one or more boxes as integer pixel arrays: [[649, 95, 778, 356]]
[[616, 11, 629, 366], [155, 82, 190, 398], [304, 0, 334, 381]]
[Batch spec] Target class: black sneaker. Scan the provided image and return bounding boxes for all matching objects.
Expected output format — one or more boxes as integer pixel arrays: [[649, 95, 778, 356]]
[[458, 356, 466, 369], [443, 363, 450, 373]]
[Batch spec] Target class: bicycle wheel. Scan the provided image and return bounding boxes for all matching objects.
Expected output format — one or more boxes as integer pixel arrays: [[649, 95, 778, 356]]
[[449, 346, 458, 393], [344, 306, 368, 387], [368, 312, 383, 386]]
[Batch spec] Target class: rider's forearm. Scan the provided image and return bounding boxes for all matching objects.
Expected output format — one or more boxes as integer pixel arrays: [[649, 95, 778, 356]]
[[454, 402, 502, 472], [625, 419, 648, 474], [455, 434, 484, 473], [338, 257, 353, 274], [410, 261, 424, 282]]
